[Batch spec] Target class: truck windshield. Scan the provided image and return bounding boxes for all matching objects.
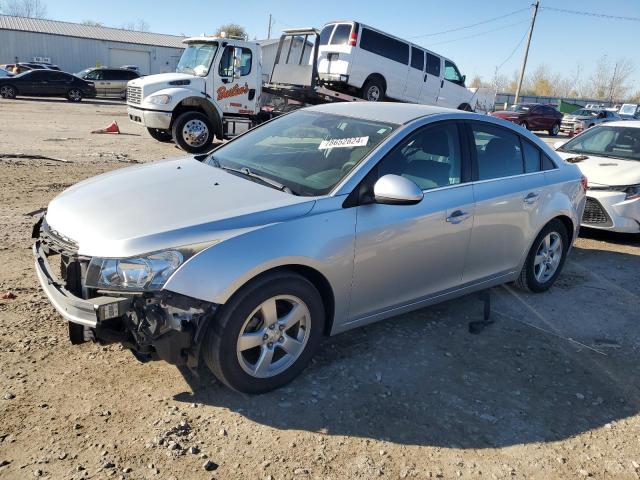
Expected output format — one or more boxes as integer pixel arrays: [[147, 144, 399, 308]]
[[206, 110, 397, 196], [177, 42, 218, 76]]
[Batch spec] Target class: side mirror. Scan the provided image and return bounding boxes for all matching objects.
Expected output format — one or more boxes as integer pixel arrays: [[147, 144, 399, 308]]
[[232, 47, 243, 80], [553, 140, 566, 150], [373, 174, 423, 205], [461, 74, 466, 85]]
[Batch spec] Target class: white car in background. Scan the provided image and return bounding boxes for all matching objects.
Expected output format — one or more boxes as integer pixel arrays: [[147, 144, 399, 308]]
[[555, 121, 640, 233]]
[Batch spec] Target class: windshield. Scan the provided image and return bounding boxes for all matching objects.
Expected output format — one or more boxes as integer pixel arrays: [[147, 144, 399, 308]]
[[559, 125, 640, 161], [619, 104, 638, 115], [570, 108, 598, 117], [507, 104, 530, 112], [206, 110, 397, 196], [76, 68, 91, 77], [177, 42, 218, 76]]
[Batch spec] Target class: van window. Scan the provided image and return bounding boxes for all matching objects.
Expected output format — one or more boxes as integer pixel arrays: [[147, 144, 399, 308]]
[[319, 24, 334, 45], [444, 60, 463, 85], [426, 53, 440, 77], [360, 28, 409, 65], [331, 24, 352, 45], [411, 47, 424, 71]]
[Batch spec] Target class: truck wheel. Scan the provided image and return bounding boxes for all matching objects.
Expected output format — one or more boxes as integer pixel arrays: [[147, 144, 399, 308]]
[[172, 111, 215, 153], [361, 78, 385, 102], [202, 271, 325, 394], [147, 128, 173, 142]]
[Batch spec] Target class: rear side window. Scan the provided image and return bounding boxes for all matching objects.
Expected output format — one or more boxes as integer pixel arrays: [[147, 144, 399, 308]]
[[319, 24, 334, 45], [49, 72, 70, 81], [543, 154, 557, 170], [521, 139, 542, 173], [330, 24, 352, 45], [426, 53, 440, 76], [125, 70, 139, 79], [411, 47, 424, 71], [104, 70, 126, 81], [360, 28, 409, 65], [471, 123, 524, 180]]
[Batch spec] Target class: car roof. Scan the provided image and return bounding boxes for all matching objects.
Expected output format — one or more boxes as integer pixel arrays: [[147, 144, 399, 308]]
[[306, 102, 469, 124]]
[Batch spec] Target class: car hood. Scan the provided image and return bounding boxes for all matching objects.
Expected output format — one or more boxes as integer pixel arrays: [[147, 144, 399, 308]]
[[564, 114, 595, 121], [45, 157, 315, 258], [556, 152, 640, 187]]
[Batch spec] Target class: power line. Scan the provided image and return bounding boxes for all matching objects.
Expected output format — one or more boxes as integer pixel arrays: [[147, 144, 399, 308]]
[[425, 20, 529, 47], [541, 6, 640, 22], [497, 24, 529, 71], [408, 7, 530, 39]]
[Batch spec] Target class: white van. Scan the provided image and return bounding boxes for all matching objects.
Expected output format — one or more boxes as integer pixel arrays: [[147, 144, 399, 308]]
[[317, 21, 476, 110]]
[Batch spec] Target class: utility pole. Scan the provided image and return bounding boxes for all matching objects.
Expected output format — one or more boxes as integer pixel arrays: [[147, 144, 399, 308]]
[[268, 14, 273, 39], [514, 1, 540, 104]]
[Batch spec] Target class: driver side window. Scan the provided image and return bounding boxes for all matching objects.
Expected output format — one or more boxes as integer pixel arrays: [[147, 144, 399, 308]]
[[378, 123, 463, 190], [219, 46, 252, 77], [86, 70, 103, 80], [444, 61, 463, 85]]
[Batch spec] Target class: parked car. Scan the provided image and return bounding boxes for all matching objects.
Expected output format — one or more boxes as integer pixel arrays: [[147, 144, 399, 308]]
[[0, 69, 96, 101], [561, 108, 620, 135], [317, 21, 480, 109], [555, 121, 640, 233], [490, 103, 563, 135], [618, 103, 640, 120], [33, 103, 585, 393], [121, 65, 141, 73], [0, 67, 13, 78], [75, 67, 140, 98]]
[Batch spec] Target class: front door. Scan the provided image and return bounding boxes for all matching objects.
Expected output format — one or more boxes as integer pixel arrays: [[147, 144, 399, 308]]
[[436, 60, 468, 109], [349, 121, 474, 320], [85, 70, 106, 96], [213, 44, 259, 115]]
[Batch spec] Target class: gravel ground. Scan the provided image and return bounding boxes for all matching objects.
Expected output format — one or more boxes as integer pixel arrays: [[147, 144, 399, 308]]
[[1, 97, 640, 480]]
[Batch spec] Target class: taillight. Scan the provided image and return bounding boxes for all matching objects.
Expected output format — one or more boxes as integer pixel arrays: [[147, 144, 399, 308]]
[[581, 175, 588, 192], [348, 31, 357, 46]]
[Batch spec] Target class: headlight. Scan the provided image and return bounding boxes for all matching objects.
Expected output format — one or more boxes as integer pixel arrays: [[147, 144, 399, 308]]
[[624, 185, 640, 200], [148, 94, 172, 105], [86, 250, 183, 291]]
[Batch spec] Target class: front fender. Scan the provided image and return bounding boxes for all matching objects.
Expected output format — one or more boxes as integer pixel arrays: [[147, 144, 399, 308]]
[[139, 87, 203, 111], [162, 196, 357, 328]]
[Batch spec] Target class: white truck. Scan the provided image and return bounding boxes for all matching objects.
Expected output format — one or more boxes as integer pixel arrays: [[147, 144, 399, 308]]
[[127, 27, 494, 153]]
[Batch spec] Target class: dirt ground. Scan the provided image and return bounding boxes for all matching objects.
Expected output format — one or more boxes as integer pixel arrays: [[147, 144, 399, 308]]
[[1, 97, 640, 480]]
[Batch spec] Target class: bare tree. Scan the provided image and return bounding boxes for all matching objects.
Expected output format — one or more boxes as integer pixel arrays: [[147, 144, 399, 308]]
[[606, 58, 634, 102], [120, 19, 150, 32], [2, 0, 47, 18], [215, 23, 247, 40], [82, 20, 104, 27], [469, 75, 483, 89]]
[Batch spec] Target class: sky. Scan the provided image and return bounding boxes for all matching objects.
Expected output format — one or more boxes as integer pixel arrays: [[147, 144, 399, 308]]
[[42, 0, 640, 90]]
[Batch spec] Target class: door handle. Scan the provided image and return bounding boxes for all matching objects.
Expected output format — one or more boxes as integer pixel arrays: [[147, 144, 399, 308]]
[[424, 74, 427, 82], [440, 79, 444, 88], [446, 210, 470, 224], [524, 192, 539, 204]]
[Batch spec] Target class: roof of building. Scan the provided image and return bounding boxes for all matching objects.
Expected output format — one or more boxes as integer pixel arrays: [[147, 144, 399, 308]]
[[0, 15, 186, 48]]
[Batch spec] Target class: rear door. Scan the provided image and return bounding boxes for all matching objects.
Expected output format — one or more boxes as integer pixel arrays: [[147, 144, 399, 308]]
[[103, 69, 130, 97], [317, 23, 355, 79], [419, 52, 442, 104], [403, 47, 424, 102], [463, 121, 535, 282], [47, 71, 72, 95]]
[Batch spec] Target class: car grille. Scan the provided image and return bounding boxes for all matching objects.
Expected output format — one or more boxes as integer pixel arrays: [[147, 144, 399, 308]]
[[582, 197, 612, 226], [127, 85, 142, 104], [41, 219, 79, 256]]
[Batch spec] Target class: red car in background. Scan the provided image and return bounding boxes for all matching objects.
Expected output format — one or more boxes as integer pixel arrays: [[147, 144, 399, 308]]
[[490, 103, 563, 136]]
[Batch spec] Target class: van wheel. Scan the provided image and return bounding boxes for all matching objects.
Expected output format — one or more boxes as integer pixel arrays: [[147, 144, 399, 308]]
[[172, 111, 214, 153], [147, 128, 173, 142], [361, 78, 385, 102], [202, 271, 325, 394], [515, 219, 569, 293]]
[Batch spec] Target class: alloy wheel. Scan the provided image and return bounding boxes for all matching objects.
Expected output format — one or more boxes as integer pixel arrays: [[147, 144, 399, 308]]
[[68, 89, 82, 101], [534, 232, 563, 283], [366, 85, 381, 102], [1, 85, 15, 98]]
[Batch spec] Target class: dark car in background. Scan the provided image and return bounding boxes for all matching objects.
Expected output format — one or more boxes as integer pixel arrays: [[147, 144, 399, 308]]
[[0, 70, 96, 102], [75, 67, 140, 99], [491, 103, 563, 136]]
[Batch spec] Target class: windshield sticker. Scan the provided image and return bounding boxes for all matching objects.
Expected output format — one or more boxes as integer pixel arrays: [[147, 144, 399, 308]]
[[318, 136, 369, 150]]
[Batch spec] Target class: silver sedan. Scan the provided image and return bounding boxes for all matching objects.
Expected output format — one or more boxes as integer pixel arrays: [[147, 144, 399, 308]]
[[33, 103, 586, 393]]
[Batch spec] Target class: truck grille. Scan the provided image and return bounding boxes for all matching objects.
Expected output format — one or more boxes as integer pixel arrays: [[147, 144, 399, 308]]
[[127, 86, 142, 104], [582, 197, 611, 226]]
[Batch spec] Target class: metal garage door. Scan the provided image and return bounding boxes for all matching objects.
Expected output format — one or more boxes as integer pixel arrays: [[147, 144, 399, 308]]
[[108, 48, 151, 75]]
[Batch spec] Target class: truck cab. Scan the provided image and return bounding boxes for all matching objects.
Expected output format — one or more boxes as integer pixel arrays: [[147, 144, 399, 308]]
[[127, 36, 262, 153]]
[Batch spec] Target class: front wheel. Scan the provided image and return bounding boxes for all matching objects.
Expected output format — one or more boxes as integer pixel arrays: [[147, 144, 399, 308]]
[[519, 121, 529, 130], [67, 89, 83, 102], [515, 219, 569, 292], [202, 272, 325, 394], [0, 85, 17, 99], [147, 128, 173, 142], [548, 122, 560, 136], [171, 111, 214, 153]]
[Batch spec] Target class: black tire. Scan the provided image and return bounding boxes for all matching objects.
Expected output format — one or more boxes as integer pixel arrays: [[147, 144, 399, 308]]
[[548, 122, 560, 136], [458, 103, 473, 112], [519, 121, 529, 130], [202, 271, 325, 394], [67, 88, 83, 102], [361, 77, 385, 102], [515, 219, 569, 293], [0, 85, 17, 99], [147, 128, 173, 142], [171, 111, 215, 153]]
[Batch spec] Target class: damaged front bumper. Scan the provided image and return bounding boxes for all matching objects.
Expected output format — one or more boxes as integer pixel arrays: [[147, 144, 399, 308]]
[[32, 220, 217, 367]]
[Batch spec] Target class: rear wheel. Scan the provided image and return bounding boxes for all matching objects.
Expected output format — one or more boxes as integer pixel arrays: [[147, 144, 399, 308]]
[[548, 122, 560, 136], [515, 219, 569, 292], [147, 128, 173, 142], [0, 85, 17, 99], [519, 121, 529, 130], [67, 88, 83, 102], [202, 272, 325, 394], [361, 77, 385, 102], [172, 111, 214, 153]]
